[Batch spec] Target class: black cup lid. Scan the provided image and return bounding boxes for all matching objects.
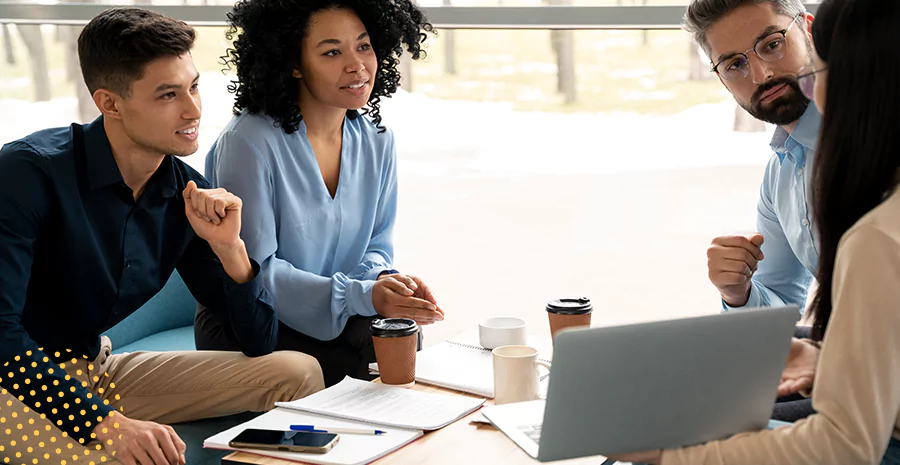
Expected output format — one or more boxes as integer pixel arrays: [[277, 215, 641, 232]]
[[546, 297, 593, 315], [369, 318, 419, 338]]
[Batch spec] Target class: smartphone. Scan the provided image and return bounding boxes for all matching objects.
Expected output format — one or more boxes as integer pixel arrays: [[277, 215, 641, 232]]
[[229, 428, 340, 454]]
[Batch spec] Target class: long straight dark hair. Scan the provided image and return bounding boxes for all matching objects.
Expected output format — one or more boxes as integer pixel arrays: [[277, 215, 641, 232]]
[[810, 0, 900, 340]]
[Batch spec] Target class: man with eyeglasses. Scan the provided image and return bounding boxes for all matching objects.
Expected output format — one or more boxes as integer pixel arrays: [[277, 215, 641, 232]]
[[684, 0, 824, 423]]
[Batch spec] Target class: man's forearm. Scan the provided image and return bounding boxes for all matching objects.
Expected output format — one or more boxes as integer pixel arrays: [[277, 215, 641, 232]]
[[721, 281, 753, 308], [1, 330, 114, 442], [722, 288, 751, 307], [210, 240, 254, 284]]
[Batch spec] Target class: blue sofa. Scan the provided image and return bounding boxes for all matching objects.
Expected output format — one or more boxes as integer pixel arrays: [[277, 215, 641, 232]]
[[102, 272, 258, 465]]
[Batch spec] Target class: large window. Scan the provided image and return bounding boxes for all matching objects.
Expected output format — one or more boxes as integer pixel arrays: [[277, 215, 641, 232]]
[[0, 3, 818, 342]]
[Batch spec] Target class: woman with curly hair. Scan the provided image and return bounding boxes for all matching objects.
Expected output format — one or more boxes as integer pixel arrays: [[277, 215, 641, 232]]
[[195, 0, 443, 386]]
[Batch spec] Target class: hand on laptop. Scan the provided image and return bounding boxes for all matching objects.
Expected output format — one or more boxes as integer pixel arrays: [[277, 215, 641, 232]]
[[707, 233, 766, 307], [606, 449, 662, 464], [778, 338, 820, 396], [93, 412, 186, 465]]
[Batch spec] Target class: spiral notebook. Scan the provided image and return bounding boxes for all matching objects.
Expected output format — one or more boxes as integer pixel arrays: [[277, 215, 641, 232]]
[[369, 331, 552, 398]]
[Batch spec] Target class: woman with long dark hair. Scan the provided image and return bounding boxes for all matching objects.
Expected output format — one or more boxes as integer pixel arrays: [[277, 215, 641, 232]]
[[195, 0, 444, 386], [611, 0, 900, 463]]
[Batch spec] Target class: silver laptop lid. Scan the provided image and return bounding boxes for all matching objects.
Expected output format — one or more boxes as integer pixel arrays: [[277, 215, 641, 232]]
[[537, 305, 800, 462]]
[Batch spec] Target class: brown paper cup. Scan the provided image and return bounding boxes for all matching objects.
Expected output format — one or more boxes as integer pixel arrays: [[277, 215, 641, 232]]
[[548, 312, 592, 339], [372, 333, 418, 386]]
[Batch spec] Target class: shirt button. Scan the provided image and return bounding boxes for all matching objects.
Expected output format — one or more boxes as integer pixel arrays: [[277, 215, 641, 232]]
[[797, 168, 803, 176], [802, 219, 809, 227]]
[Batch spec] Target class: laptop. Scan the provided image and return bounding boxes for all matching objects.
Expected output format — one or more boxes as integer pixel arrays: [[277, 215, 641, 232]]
[[482, 305, 800, 462]]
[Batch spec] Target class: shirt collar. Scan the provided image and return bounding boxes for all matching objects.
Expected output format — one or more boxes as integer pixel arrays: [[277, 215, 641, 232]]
[[82, 116, 178, 199], [770, 104, 822, 162], [83, 116, 124, 191]]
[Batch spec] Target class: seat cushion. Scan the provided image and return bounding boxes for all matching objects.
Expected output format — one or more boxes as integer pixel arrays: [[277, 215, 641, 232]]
[[112, 326, 195, 354], [103, 271, 197, 349]]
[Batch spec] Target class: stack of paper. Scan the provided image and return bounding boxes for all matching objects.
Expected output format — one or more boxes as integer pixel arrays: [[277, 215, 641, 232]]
[[205, 377, 485, 465], [274, 377, 485, 430]]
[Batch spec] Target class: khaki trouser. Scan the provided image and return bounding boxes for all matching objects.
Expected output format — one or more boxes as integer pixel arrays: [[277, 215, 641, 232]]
[[0, 336, 324, 465]]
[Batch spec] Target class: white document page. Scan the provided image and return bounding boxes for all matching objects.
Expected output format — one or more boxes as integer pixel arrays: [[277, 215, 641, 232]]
[[275, 377, 485, 431]]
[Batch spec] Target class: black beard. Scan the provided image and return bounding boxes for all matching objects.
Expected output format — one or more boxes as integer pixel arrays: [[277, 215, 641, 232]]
[[741, 77, 810, 126]]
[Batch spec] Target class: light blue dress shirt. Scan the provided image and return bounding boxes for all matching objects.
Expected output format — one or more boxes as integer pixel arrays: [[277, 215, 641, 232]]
[[724, 105, 822, 313], [206, 111, 398, 341]]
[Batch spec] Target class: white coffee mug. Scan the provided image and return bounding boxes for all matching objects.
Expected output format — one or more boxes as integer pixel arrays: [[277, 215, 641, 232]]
[[479, 317, 527, 350], [492, 345, 551, 405]]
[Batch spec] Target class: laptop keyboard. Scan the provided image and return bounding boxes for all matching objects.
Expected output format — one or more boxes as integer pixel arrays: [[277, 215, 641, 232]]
[[519, 424, 542, 444]]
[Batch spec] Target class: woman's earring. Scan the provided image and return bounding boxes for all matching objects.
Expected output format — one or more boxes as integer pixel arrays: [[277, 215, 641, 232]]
[[292, 69, 302, 79]]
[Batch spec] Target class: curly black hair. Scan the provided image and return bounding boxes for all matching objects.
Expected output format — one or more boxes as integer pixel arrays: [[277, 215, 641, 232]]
[[222, 0, 433, 134]]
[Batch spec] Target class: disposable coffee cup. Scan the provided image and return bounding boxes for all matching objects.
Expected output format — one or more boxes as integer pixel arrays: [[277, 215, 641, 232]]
[[370, 318, 419, 387], [546, 297, 593, 339]]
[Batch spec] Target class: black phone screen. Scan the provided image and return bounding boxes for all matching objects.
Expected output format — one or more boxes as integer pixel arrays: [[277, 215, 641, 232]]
[[232, 429, 337, 447]]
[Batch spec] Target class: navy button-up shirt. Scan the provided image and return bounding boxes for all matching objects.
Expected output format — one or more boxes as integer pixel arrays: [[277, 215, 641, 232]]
[[0, 117, 277, 442]]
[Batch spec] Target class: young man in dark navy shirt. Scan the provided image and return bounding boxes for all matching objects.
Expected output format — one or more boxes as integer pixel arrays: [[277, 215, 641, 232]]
[[0, 8, 324, 465]]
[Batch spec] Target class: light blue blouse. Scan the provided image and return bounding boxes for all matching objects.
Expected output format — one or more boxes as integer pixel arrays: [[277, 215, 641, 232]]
[[206, 111, 398, 341]]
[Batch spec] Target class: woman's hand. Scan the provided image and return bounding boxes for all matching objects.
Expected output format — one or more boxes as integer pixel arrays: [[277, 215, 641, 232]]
[[372, 274, 444, 324], [778, 337, 820, 396]]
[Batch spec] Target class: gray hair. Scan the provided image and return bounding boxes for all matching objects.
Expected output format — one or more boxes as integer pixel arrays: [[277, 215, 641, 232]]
[[684, 0, 806, 61]]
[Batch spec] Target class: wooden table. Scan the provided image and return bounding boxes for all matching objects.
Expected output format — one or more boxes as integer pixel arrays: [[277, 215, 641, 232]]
[[221, 381, 607, 465]]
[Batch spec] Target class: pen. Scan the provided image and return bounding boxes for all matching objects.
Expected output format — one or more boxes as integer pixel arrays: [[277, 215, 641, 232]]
[[290, 424, 388, 435]]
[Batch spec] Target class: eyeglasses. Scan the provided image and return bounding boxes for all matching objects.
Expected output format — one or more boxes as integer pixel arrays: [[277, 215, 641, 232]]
[[711, 14, 803, 82], [797, 64, 826, 100]]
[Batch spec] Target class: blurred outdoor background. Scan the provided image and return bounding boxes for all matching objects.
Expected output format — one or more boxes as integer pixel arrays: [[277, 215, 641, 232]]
[[1, 0, 819, 344]]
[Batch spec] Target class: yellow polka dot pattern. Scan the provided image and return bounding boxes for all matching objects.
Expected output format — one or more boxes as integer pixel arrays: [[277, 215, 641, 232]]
[[1, 349, 126, 465]]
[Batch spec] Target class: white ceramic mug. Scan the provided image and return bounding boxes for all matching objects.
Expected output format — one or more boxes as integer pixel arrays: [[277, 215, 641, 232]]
[[492, 345, 551, 404], [479, 317, 527, 350]]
